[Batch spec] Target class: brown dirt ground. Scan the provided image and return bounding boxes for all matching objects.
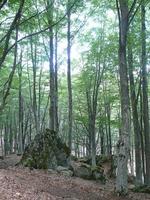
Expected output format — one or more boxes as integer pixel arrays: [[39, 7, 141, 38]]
[[0, 155, 149, 200]]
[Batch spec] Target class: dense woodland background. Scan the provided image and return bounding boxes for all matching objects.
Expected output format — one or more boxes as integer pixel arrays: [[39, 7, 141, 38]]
[[0, 0, 150, 196]]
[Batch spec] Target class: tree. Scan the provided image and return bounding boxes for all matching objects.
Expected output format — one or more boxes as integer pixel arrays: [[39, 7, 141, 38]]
[[0, 0, 25, 111], [67, 0, 73, 152], [116, 0, 142, 195], [46, 0, 55, 130], [128, 41, 142, 185], [141, 0, 150, 185]]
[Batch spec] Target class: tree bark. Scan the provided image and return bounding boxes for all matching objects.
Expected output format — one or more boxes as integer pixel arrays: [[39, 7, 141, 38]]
[[67, 1, 73, 152], [54, 29, 59, 132], [128, 44, 142, 185], [116, 0, 130, 195], [18, 57, 24, 154], [47, 0, 55, 131], [30, 37, 39, 134], [141, 1, 150, 185]]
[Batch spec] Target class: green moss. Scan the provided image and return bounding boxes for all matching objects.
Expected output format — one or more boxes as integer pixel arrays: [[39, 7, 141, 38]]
[[70, 155, 78, 161], [19, 129, 70, 169], [63, 144, 71, 156], [116, 188, 128, 196], [91, 166, 106, 183], [132, 185, 150, 194]]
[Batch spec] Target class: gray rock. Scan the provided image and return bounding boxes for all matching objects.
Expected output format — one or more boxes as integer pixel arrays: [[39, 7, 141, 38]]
[[56, 166, 73, 177], [70, 161, 92, 179], [70, 161, 106, 182], [60, 170, 73, 177], [19, 129, 70, 169], [92, 167, 106, 183], [56, 166, 69, 172]]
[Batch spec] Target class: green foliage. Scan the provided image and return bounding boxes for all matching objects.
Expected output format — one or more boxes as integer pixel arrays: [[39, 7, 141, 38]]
[[132, 185, 150, 194], [9, 0, 19, 4], [0, 0, 149, 175]]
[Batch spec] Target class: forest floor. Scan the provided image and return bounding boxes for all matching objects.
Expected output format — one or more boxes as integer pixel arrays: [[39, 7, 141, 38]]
[[0, 155, 149, 200]]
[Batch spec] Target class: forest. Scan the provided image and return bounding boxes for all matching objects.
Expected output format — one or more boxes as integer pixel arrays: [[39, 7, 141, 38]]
[[0, 0, 150, 199]]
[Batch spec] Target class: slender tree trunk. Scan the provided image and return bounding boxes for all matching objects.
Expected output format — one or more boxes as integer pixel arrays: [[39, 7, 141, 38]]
[[140, 91, 146, 182], [86, 62, 104, 165], [128, 44, 142, 185], [67, 1, 73, 152], [47, 0, 55, 131], [85, 134, 90, 157], [0, 125, 4, 157], [91, 116, 96, 166], [49, 26, 55, 130], [100, 125, 104, 155], [18, 61, 23, 154], [107, 104, 112, 155], [141, 2, 150, 185], [30, 38, 39, 134], [54, 30, 59, 132], [14, 114, 18, 153], [38, 68, 42, 131], [86, 90, 96, 166], [4, 122, 9, 156], [105, 116, 109, 155], [29, 112, 32, 143], [9, 120, 13, 154]]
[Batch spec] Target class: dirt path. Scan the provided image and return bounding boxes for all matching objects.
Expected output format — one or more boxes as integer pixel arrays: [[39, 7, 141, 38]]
[[0, 155, 149, 200]]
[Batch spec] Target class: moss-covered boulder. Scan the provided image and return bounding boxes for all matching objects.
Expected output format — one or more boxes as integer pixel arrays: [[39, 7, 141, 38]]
[[19, 129, 70, 169], [91, 166, 106, 183], [75, 155, 116, 178], [56, 166, 73, 177], [70, 161, 106, 182], [71, 161, 92, 179]]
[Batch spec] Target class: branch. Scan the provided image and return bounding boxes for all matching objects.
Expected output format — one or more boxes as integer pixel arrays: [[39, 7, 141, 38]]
[[70, 5, 98, 43], [135, 75, 142, 106], [0, 0, 78, 67], [0, 16, 14, 27], [0, 0, 7, 10], [128, 0, 143, 25], [19, 8, 47, 27], [0, 6, 50, 43], [116, 0, 121, 30], [0, 0, 25, 69], [0, 24, 19, 111], [128, 0, 137, 19]]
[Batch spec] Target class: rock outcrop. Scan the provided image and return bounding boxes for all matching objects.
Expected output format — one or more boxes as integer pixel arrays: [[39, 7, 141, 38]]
[[19, 129, 70, 169], [74, 155, 116, 178], [70, 161, 106, 183]]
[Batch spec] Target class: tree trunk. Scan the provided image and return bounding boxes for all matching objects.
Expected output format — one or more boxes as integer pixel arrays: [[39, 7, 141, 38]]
[[91, 116, 96, 166], [141, 1, 150, 185], [128, 44, 142, 185], [30, 37, 39, 134], [48, 1, 55, 131], [38, 68, 43, 131], [107, 101, 112, 155], [18, 61, 24, 154], [54, 30, 59, 132], [67, 1, 73, 152], [140, 91, 146, 182], [100, 125, 104, 155], [116, 0, 130, 195]]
